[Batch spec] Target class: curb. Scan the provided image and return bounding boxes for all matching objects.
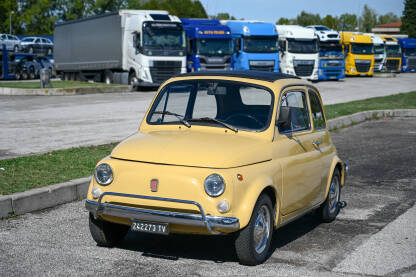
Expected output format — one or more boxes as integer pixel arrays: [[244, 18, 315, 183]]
[[0, 177, 90, 218], [0, 85, 131, 96], [1, 109, 415, 219]]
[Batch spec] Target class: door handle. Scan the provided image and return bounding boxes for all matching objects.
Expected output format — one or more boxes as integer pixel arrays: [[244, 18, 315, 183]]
[[312, 140, 322, 147]]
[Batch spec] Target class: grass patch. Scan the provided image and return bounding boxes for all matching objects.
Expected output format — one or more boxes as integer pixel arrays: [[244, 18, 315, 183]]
[[325, 91, 416, 120], [0, 143, 117, 195], [0, 80, 119, 89], [0, 91, 415, 195]]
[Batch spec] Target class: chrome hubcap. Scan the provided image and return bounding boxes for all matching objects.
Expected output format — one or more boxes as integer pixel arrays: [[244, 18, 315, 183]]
[[328, 176, 340, 214], [253, 205, 271, 254]]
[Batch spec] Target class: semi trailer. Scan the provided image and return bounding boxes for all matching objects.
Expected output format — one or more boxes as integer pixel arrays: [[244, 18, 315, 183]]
[[275, 25, 319, 80], [398, 38, 416, 72], [54, 10, 187, 87], [307, 25, 345, 80], [181, 18, 232, 71], [222, 21, 280, 72], [340, 32, 374, 76]]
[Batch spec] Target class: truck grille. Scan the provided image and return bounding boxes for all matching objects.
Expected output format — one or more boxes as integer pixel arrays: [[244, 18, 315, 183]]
[[150, 61, 182, 84], [408, 58, 416, 69], [249, 65, 274, 71], [201, 64, 229, 70], [385, 59, 400, 71], [355, 60, 371, 73], [294, 60, 314, 77]]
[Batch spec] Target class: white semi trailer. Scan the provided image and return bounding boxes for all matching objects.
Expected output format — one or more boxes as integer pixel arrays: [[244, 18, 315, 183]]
[[275, 25, 319, 81], [54, 10, 187, 87]]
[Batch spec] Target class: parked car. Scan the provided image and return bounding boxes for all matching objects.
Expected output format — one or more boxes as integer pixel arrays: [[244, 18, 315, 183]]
[[20, 37, 53, 55], [35, 56, 54, 75], [0, 34, 21, 52], [13, 55, 42, 80], [85, 71, 348, 265]]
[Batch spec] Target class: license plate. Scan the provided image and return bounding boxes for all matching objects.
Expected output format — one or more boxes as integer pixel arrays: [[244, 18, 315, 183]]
[[131, 221, 169, 235]]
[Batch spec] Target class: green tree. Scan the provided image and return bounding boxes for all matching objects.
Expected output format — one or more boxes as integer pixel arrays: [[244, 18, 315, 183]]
[[377, 12, 400, 25], [296, 11, 322, 26], [339, 13, 358, 31], [0, 0, 20, 34], [322, 15, 338, 30], [401, 0, 416, 37], [360, 4, 377, 32], [212, 13, 236, 20]]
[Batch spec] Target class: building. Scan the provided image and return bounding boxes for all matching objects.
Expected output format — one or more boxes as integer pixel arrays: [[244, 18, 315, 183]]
[[372, 21, 402, 35]]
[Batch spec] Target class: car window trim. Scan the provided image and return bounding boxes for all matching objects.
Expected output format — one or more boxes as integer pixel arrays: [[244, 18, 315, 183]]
[[308, 88, 327, 131], [145, 79, 275, 133]]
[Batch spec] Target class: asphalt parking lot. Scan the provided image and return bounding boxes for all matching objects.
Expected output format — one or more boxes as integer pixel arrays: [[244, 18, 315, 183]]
[[1, 118, 415, 276]]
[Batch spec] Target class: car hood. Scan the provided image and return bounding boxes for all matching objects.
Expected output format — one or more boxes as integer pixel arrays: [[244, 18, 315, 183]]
[[110, 130, 271, 168]]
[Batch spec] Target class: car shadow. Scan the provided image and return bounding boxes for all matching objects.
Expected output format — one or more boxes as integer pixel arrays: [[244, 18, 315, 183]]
[[113, 213, 322, 263]]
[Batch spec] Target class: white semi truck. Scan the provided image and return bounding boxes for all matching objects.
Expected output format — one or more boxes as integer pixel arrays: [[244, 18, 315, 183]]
[[366, 34, 385, 72], [54, 10, 187, 87], [275, 25, 319, 81]]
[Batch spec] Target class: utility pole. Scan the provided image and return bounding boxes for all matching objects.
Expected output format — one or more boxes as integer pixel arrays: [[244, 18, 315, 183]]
[[10, 11, 14, 34]]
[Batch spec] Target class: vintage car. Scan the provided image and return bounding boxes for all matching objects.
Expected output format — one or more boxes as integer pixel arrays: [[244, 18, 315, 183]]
[[86, 71, 348, 265]]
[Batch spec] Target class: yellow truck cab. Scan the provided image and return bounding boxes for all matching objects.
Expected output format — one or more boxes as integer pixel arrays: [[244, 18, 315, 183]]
[[378, 34, 402, 73], [340, 32, 374, 76]]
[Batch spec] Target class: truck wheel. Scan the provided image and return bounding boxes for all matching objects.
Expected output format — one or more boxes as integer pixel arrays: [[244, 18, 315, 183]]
[[318, 169, 341, 223], [29, 67, 36, 79], [234, 194, 274, 265], [128, 71, 138, 86], [103, 70, 113, 84], [88, 213, 129, 247]]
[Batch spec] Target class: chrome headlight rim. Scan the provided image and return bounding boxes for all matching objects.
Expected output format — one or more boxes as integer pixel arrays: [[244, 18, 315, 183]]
[[94, 163, 113, 186], [204, 174, 225, 197]]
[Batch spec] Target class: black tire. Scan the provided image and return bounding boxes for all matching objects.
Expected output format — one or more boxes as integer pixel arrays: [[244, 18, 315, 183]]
[[128, 71, 137, 86], [22, 71, 29, 80], [318, 169, 341, 223], [15, 70, 21, 80], [88, 213, 129, 247], [234, 194, 274, 265], [29, 67, 36, 79]]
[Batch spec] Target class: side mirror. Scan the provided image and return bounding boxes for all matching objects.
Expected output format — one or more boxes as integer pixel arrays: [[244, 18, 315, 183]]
[[276, 106, 292, 132]]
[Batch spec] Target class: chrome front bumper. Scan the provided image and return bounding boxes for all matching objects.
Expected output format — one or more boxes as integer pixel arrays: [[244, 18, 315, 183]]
[[85, 192, 240, 235]]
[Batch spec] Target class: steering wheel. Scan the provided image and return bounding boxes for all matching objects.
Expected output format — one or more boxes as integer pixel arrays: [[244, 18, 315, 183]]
[[225, 113, 264, 128]]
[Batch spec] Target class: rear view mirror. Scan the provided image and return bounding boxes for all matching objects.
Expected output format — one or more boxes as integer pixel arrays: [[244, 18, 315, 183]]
[[276, 106, 292, 131]]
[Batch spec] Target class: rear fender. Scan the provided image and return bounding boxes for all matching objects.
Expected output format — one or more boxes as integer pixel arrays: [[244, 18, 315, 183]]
[[323, 156, 345, 199]]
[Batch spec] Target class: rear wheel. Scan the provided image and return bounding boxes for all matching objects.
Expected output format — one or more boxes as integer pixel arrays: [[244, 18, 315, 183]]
[[29, 67, 36, 79], [103, 70, 113, 84], [319, 169, 341, 222], [21, 71, 29, 80], [15, 70, 21, 80], [88, 213, 129, 247], [14, 45, 19, 53], [234, 194, 274, 265]]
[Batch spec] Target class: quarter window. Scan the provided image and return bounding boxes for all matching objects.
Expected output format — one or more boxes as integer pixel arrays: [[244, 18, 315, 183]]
[[278, 90, 311, 133], [309, 90, 326, 130]]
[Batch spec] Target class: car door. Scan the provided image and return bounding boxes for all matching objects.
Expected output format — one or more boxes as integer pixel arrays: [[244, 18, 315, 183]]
[[273, 87, 322, 215]]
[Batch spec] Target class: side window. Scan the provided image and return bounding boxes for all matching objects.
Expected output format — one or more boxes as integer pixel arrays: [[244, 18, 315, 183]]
[[309, 90, 326, 130], [278, 90, 311, 133]]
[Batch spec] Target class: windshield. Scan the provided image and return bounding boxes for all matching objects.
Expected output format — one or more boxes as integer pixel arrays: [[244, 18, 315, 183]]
[[386, 45, 401, 57], [147, 80, 273, 132], [319, 41, 342, 54], [374, 45, 385, 55], [288, 39, 318, 54], [404, 48, 416, 56], [143, 24, 185, 49], [315, 26, 330, 31], [351, 43, 374, 54], [22, 38, 34, 42], [243, 36, 278, 53], [196, 38, 233, 56]]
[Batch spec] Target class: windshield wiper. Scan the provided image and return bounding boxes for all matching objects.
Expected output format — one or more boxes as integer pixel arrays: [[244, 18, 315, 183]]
[[153, 111, 191, 128], [188, 117, 238, 133]]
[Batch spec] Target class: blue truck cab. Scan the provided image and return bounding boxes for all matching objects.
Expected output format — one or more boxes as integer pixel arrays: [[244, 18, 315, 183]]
[[181, 18, 233, 71], [398, 38, 416, 72], [223, 21, 279, 72]]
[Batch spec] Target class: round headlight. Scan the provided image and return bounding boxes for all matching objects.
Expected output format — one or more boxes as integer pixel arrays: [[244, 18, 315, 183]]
[[204, 174, 225, 197], [94, 163, 113, 186]]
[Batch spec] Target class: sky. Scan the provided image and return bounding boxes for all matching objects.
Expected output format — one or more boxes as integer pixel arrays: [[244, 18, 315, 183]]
[[199, 0, 405, 23]]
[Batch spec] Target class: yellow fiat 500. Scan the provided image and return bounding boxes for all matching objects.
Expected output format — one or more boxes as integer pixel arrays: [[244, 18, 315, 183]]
[[86, 71, 347, 265]]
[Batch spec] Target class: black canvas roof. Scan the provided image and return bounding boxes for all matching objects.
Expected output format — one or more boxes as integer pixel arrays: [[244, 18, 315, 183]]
[[177, 70, 299, 82]]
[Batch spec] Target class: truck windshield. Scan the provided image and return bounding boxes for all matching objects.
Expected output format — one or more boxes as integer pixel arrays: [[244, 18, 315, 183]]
[[351, 43, 374, 54], [143, 25, 185, 49], [243, 36, 278, 53], [196, 38, 233, 56], [404, 48, 416, 56], [288, 39, 318, 54], [374, 45, 385, 54], [319, 41, 342, 56], [386, 45, 401, 57]]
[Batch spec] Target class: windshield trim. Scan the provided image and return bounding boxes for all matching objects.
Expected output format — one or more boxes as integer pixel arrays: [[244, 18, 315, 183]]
[[288, 38, 318, 54], [145, 79, 275, 133], [142, 21, 185, 49], [242, 35, 279, 53], [350, 42, 374, 55], [196, 38, 233, 56]]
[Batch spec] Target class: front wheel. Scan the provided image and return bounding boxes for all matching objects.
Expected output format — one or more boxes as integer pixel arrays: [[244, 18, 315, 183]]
[[234, 194, 274, 265], [319, 169, 341, 222], [88, 213, 129, 247]]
